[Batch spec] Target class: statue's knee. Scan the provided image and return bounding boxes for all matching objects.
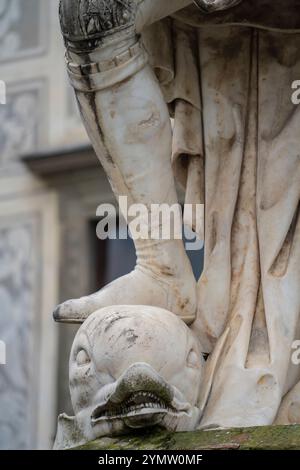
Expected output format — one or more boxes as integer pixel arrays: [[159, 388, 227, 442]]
[[59, 0, 138, 52]]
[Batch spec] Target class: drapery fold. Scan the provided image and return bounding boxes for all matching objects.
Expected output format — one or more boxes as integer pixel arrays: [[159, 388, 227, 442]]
[[142, 14, 300, 426], [143, 19, 204, 237]]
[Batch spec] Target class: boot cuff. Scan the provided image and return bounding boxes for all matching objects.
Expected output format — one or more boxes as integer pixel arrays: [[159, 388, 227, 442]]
[[66, 41, 148, 92]]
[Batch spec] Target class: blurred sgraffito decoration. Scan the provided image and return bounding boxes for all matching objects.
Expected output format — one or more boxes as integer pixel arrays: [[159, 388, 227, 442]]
[[0, 80, 6, 104], [0, 80, 46, 171], [0, 0, 48, 63], [0, 220, 40, 449], [0, 0, 62, 450], [0, 340, 5, 365], [0, 194, 59, 450]]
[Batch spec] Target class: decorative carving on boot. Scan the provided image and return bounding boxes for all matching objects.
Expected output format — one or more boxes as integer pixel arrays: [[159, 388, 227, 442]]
[[54, 306, 205, 449], [59, 0, 137, 49], [193, 0, 242, 13]]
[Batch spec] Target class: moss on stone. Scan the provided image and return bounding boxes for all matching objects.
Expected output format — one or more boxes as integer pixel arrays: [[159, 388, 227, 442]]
[[75, 425, 300, 450]]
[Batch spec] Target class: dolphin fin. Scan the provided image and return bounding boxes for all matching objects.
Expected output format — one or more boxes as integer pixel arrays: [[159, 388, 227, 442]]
[[53, 413, 85, 450]]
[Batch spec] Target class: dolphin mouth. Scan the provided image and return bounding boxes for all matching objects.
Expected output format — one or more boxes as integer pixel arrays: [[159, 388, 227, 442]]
[[91, 390, 177, 423], [90, 363, 191, 427]]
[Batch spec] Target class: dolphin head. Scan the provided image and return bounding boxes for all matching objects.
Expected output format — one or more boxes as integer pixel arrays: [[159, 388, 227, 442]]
[[54, 306, 205, 449]]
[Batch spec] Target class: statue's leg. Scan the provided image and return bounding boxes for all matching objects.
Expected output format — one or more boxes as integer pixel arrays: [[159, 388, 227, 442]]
[[54, 0, 196, 324]]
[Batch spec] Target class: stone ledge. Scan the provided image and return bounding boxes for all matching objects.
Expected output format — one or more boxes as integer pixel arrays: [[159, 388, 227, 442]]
[[76, 425, 300, 451], [22, 144, 98, 176]]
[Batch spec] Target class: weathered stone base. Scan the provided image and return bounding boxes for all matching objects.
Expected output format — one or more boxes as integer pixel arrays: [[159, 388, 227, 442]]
[[76, 425, 300, 450]]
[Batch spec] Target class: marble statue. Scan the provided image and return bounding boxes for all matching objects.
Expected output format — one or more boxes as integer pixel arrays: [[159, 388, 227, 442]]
[[54, 0, 300, 445]]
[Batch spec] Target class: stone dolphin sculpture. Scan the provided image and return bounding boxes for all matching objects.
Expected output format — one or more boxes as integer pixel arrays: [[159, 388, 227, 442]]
[[54, 306, 206, 449]]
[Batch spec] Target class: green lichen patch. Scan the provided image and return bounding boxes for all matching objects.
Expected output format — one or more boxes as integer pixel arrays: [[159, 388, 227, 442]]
[[75, 425, 300, 451]]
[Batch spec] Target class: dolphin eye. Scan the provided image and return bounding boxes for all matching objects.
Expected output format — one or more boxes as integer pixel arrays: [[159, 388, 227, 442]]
[[76, 349, 90, 367], [186, 349, 200, 369]]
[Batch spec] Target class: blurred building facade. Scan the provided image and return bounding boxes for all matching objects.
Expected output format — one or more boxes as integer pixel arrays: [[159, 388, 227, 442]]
[[0, 0, 99, 449]]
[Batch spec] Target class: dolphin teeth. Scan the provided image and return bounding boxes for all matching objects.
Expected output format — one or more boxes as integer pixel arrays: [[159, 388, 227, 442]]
[[91, 390, 180, 423]]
